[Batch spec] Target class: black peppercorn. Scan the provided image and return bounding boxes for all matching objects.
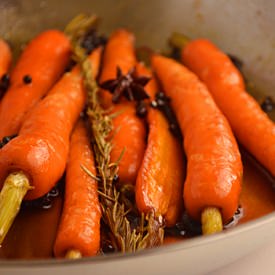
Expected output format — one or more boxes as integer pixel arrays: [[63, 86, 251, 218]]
[[0, 73, 10, 97], [165, 211, 202, 237], [136, 101, 148, 117], [23, 75, 32, 84], [261, 96, 274, 113], [151, 92, 182, 140], [1, 73, 10, 85], [81, 29, 107, 54], [0, 134, 17, 148], [22, 184, 62, 210]]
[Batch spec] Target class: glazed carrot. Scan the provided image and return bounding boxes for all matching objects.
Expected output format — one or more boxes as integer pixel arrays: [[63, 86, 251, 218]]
[[0, 39, 12, 78], [99, 29, 146, 184], [110, 104, 146, 185], [135, 63, 184, 227], [54, 120, 101, 258], [0, 30, 71, 140], [169, 34, 245, 92], [151, 55, 243, 227], [99, 29, 137, 108], [0, 47, 102, 244], [182, 39, 275, 177]]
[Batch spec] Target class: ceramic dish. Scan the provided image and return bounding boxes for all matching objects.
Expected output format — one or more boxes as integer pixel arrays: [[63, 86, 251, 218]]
[[0, 0, 275, 274]]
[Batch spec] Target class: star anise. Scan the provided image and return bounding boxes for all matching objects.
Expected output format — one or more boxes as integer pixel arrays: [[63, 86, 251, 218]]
[[99, 67, 151, 117]]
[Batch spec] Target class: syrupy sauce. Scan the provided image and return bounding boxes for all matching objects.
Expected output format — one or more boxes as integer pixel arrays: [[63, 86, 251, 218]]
[[1, 148, 275, 259], [0, 196, 62, 259]]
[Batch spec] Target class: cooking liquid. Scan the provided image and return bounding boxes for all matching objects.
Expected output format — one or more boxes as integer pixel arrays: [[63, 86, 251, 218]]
[[0, 147, 275, 259]]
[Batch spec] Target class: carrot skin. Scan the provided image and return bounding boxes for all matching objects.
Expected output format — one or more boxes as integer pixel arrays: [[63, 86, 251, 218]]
[[54, 120, 101, 257], [135, 63, 184, 227], [0, 48, 102, 200], [109, 103, 146, 184], [0, 39, 12, 78], [99, 29, 146, 184], [182, 39, 275, 177], [182, 39, 245, 92], [151, 55, 243, 223], [0, 30, 71, 139]]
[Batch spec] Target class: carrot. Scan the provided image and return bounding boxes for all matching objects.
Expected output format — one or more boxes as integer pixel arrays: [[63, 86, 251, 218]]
[[151, 55, 243, 229], [0, 47, 102, 244], [54, 120, 101, 258], [110, 103, 146, 185], [177, 38, 246, 91], [182, 39, 275, 177], [0, 39, 12, 78], [99, 29, 137, 108], [0, 30, 71, 140], [135, 63, 184, 227], [99, 29, 146, 185]]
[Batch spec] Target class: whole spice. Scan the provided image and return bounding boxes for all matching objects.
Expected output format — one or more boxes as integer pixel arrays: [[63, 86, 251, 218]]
[[151, 92, 182, 139], [261, 96, 274, 113], [22, 185, 61, 210], [81, 28, 107, 54], [0, 73, 10, 97], [100, 66, 150, 116], [0, 134, 17, 148], [23, 75, 32, 84]]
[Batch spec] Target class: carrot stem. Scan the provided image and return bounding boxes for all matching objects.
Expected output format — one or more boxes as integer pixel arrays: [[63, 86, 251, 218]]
[[0, 171, 32, 244], [169, 32, 190, 49], [65, 249, 82, 259], [201, 207, 223, 235]]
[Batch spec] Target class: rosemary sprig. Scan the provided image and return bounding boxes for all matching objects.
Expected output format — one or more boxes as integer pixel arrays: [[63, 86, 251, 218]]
[[66, 14, 164, 252]]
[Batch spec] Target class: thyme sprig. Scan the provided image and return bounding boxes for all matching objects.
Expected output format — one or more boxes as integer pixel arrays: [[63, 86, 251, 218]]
[[66, 14, 164, 253]]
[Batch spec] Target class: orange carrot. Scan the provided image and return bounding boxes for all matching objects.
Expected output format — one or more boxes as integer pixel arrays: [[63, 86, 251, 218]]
[[54, 120, 101, 258], [151, 54, 243, 223], [182, 39, 245, 92], [99, 29, 146, 185], [0, 39, 12, 78], [135, 63, 184, 227], [0, 30, 71, 140], [110, 103, 146, 184], [182, 39, 275, 177], [0, 47, 102, 200]]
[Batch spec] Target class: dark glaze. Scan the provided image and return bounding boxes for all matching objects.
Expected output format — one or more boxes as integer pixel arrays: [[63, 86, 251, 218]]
[[0, 196, 62, 259]]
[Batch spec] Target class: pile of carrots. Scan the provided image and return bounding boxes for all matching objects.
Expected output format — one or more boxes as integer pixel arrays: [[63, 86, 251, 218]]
[[0, 15, 274, 259]]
